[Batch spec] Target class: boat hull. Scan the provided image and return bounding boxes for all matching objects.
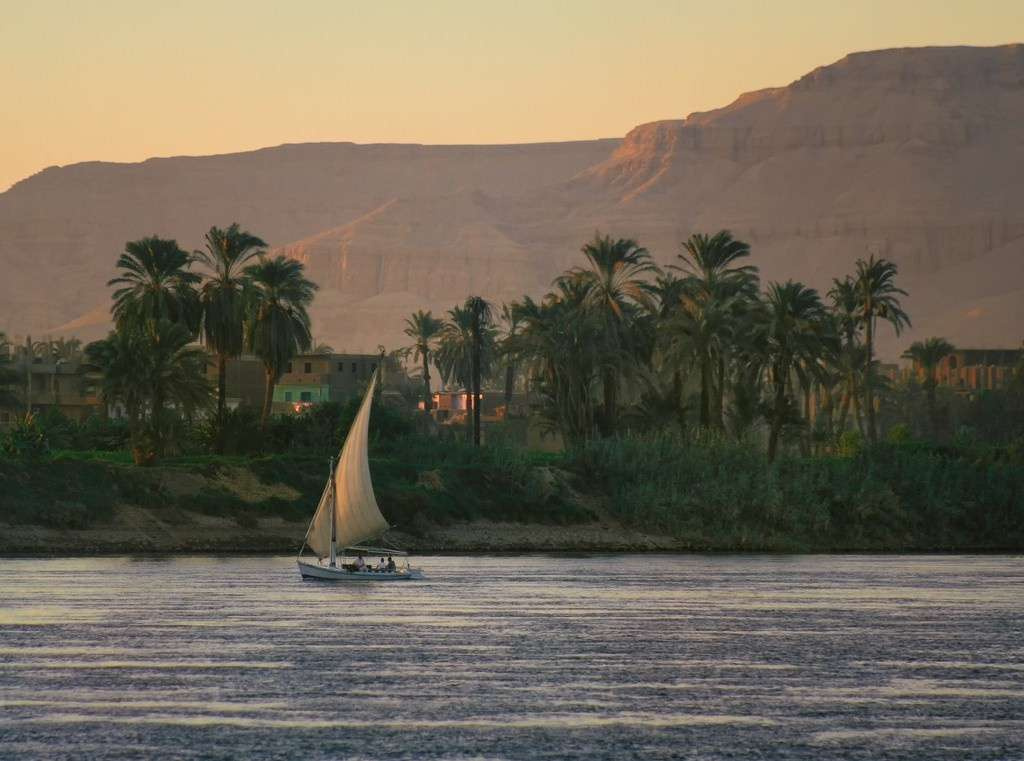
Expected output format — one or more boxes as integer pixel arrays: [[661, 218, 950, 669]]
[[297, 560, 423, 581]]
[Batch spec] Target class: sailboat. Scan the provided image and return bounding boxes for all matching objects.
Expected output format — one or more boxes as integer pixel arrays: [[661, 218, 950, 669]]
[[297, 370, 423, 581]]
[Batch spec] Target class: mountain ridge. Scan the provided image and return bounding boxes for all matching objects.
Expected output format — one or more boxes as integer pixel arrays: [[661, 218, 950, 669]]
[[2, 44, 1022, 357]]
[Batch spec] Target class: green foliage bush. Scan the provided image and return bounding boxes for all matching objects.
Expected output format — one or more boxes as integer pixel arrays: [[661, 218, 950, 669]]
[[5, 397, 1022, 550], [1, 413, 50, 460], [569, 432, 1024, 549], [195, 398, 417, 456]]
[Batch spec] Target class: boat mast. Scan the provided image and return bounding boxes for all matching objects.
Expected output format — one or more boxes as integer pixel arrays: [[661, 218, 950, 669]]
[[328, 456, 337, 567]]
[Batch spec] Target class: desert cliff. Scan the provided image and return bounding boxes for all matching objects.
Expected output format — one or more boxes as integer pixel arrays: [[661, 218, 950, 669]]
[[2, 45, 1022, 356]]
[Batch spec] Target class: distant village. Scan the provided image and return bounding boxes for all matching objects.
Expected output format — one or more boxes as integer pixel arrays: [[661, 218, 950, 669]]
[[0, 341, 547, 442], [1, 337, 1021, 445]]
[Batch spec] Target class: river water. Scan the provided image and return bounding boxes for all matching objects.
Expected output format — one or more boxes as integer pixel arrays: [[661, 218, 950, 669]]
[[0, 554, 1022, 760]]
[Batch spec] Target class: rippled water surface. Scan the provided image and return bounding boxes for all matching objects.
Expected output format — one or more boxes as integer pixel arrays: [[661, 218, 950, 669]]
[[1, 554, 1022, 760]]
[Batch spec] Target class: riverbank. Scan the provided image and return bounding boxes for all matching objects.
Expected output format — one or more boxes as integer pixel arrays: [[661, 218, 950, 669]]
[[5, 510, 1019, 555], [0, 508, 690, 555], [2, 436, 1023, 554]]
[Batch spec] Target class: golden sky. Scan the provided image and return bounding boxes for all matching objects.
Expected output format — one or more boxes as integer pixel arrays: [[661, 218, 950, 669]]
[[1, 0, 1021, 190]]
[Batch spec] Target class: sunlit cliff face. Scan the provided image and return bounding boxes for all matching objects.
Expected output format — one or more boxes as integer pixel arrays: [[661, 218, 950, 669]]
[[1, 46, 1023, 357]]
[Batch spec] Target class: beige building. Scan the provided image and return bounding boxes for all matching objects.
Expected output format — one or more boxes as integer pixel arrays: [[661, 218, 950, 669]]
[[914, 348, 1022, 394], [0, 356, 103, 428]]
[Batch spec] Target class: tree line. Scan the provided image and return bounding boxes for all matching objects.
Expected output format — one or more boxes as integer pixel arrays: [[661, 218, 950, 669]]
[[83, 225, 316, 462], [402, 230, 983, 460], [4, 225, 1019, 465]]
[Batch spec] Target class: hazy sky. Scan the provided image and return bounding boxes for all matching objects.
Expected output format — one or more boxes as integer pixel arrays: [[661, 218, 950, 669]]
[[1, 0, 1021, 190]]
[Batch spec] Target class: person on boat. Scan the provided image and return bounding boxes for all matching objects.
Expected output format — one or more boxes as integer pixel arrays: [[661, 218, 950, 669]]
[[376, 557, 387, 572], [386, 555, 396, 572], [355, 555, 366, 571]]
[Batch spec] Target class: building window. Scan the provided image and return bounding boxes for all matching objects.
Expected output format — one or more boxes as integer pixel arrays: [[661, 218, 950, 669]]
[[304, 362, 312, 373], [351, 362, 357, 373], [337, 362, 344, 371], [286, 362, 292, 374], [284, 391, 292, 402], [300, 391, 312, 402], [0, 411, 9, 423], [370, 363, 376, 372]]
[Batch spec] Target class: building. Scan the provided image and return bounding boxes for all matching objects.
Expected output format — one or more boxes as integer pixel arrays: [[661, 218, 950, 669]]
[[0, 347, 394, 426], [924, 349, 1022, 393], [272, 353, 380, 413], [878, 363, 901, 384], [205, 355, 265, 410], [425, 389, 531, 423], [0, 356, 103, 428]]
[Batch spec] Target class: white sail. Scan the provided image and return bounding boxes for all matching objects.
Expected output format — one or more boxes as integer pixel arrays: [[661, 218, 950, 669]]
[[304, 372, 389, 557]]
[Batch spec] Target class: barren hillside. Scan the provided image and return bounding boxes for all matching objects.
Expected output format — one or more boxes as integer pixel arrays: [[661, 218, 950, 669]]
[[2, 45, 1022, 357]]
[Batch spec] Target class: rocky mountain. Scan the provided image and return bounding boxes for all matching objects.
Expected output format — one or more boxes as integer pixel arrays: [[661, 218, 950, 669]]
[[2, 44, 1022, 357]]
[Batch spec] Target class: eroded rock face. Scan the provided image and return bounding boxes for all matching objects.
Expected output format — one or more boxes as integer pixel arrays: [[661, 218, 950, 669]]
[[2, 45, 1022, 356], [565, 45, 1024, 354]]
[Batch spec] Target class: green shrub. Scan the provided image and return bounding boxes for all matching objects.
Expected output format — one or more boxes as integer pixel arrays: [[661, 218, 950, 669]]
[[566, 432, 1024, 550], [1, 413, 49, 460]]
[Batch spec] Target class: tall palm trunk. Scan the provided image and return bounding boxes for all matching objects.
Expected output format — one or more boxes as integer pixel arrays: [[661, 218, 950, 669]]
[[672, 368, 686, 433], [767, 368, 787, 462], [714, 352, 726, 429], [471, 333, 481, 447], [837, 388, 851, 433], [215, 353, 228, 453], [926, 370, 938, 438], [864, 314, 877, 444], [800, 379, 812, 457], [504, 363, 514, 410], [852, 386, 866, 437], [421, 352, 432, 412], [602, 367, 617, 436], [699, 354, 711, 429], [260, 366, 276, 430], [151, 382, 165, 457], [821, 383, 835, 452]]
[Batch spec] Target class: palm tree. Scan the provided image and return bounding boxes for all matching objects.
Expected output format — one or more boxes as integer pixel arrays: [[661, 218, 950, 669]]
[[560, 234, 658, 435], [437, 304, 474, 394], [498, 302, 522, 411], [663, 285, 727, 430], [108, 236, 200, 331], [672, 231, 759, 429], [854, 256, 910, 443], [244, 256, 317, 429], [902, 337, 954, 437], [761, 281, 828, 462], [437, 301, 497, 443], [144, 320, 212, 457], [827, 277, 866, 436], [403, 310, 444, 412], [194, 224, 266, 446], [505, 284, 601, 444], [85, 321, 210, 462], [651, 273, 689, 432], [465, 296, 494, 446], [85, 329, 146, 428]]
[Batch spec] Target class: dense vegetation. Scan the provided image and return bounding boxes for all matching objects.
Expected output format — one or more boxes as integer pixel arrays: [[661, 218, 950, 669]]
[[415, 232, 1023, 458], [575, 433, 1024, 550], [3, 409, 1022, 550], [2, 224, 1023, 551]]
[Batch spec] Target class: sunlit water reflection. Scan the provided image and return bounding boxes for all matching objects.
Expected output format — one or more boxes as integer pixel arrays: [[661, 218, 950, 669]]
[[0, 554, 1021, 759]]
